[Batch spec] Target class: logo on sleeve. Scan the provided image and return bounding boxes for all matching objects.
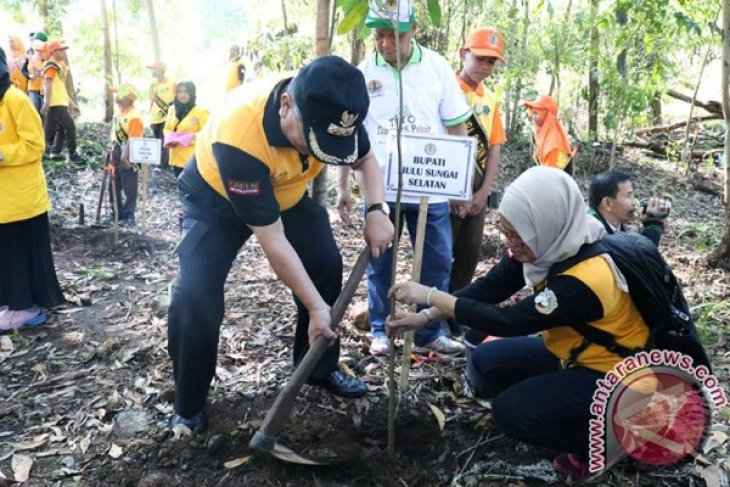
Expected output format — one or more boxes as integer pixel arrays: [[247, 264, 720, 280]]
[[535, 288, 558, 315], [227, 179, 260, 196]]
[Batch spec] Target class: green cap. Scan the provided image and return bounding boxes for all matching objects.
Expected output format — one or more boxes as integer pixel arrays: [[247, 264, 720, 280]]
[[32, 31, 48, 42], [365, 0, 415, 33]]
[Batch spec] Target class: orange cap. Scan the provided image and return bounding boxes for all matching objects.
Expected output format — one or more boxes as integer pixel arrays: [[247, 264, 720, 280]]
[[524, 95, 559, 115], [146, 60, 166, 71], [45, 41, 69, 55], [464, 28, 505, 63]]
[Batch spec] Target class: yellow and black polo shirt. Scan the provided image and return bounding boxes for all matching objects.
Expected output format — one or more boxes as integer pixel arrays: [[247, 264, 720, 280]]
[[185, 74, 370, 227], [454, 253, 649, 373]]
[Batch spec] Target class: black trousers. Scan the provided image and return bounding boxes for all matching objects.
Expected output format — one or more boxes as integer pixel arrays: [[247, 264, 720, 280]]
[[44, 106, 76, 154], [151, 122, 169, 168], [168, 193, 343, 418], [108, 156, 139, 221], [467, 336, 603, 460]]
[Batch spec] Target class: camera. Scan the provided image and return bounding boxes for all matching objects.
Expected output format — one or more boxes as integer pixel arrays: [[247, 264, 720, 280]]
[[640, 198, 670, 220]]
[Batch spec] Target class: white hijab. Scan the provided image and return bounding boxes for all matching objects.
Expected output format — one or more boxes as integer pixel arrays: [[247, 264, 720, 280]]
[[499, 166, 624, 288]]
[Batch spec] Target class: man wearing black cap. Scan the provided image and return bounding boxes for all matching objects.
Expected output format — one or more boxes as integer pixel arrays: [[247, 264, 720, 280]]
[[167, 55, 394, 432]]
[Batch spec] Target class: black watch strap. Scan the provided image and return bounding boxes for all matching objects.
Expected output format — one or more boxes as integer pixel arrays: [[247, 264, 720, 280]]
[[366, 203, 388, 215]]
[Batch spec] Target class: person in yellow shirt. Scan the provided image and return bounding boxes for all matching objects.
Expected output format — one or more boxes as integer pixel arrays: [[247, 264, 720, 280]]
[[388, 167, 650, 481], [224, 44, 246, 92], [41, 41, 81, 163], [166, 56, 394, 432], [25, 32, 48, 114], [450, 27, 507, 296], [524, 94, 574, 174], [109, 84, 145, 225], [147, 60, 175, 168], [0, 48, 64, 330], [163, 80, 208, 177], [7, 35, 28, 93]]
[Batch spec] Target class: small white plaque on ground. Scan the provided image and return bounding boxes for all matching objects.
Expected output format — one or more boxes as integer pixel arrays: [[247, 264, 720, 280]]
[[129, 138, 162, 165]]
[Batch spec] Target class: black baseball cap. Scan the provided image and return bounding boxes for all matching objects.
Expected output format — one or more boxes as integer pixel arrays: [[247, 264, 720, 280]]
[[291, 56, 369, 166]]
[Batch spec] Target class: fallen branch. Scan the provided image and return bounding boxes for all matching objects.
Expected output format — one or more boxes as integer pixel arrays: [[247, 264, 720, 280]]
[[666, 89, 723, 116], [635, 115, 722, 136]]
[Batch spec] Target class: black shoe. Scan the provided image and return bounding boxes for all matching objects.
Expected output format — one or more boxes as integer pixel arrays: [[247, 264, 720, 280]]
[[308, 369, 367, 398], [67, 153, 83, 164], [165, 412, 206, 434]]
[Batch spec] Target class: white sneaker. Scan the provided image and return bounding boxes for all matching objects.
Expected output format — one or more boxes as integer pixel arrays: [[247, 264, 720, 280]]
[[369, 336, 389, 356], [417, 335, 466, 355]]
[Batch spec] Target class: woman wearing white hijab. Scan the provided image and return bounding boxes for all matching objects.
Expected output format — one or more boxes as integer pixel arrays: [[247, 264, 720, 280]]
[[389, 166, 650, 479]]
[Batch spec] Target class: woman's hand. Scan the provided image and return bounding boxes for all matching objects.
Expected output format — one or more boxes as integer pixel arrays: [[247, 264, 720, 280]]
[[389, 281, 430, 306], [387, 311, 429, 334]]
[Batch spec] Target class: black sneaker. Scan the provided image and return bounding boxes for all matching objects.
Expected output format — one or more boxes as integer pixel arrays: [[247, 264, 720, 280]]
[[308, 368, 367, 398], [67, 153, 83, 164], [165, 412, 206, 434]]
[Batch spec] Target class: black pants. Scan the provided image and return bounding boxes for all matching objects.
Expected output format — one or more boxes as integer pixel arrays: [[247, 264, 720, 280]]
[[168, 193, 343, 418], [467, 336, 603, 460], [44, 106, 76, 154], [108, 154, 139, 221], [151, 122, 169, 168]]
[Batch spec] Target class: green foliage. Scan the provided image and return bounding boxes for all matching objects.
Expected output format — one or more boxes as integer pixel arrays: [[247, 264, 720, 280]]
[[691, 300, 730, 347]]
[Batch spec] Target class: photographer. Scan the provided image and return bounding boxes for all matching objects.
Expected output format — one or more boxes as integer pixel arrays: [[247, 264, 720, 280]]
[[588, 170, 670, 246]]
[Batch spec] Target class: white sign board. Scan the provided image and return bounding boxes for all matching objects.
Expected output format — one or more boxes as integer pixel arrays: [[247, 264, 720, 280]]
[[129, 138, 162, 165], [385, 133, 476, 200]]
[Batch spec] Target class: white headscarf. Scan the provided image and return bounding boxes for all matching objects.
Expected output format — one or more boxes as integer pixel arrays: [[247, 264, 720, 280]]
[[499, 166, 615, 287]]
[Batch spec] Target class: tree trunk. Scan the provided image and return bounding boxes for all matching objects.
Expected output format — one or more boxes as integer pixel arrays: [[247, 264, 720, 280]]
[[100, 0, 114, 122], [145, 0, 162, 61], [310, 0, 332, 207], [509, 0, 529, 135], [710, 0, 730, 269], [651, 92, 662, 125], [503, 0, 519, 135], [588, 0, 600, 141], [112, 0, 122, 85], [281, 0, 289, 32]]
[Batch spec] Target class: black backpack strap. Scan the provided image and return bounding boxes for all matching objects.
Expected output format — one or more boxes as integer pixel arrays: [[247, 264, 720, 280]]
[[552, 241, 642, 366]]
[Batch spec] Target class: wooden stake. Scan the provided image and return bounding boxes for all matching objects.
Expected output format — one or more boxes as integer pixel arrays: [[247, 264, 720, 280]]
[[110, 168, 119, 245], [399, 196, 428, 391], [141, 164, 149, 233]]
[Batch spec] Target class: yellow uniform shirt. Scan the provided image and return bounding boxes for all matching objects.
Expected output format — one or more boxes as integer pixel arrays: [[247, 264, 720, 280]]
[[543, 256, 649, 373], [196, 74, 327, 212], [163, 105, 209, 169], [27, 54, 44, 92], [42, 61, 69, 107], [111, 106, 144, 145], [149, 78, 176, 124], [225, 59, 246, 92], [0, 86, 49, 223]]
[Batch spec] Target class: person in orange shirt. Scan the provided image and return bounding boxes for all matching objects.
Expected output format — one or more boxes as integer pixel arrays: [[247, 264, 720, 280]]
[[450, 27, 507, 296], [108, 84, 144, 224], [524, 95, 573, 174], [7, 35, 28, 93]]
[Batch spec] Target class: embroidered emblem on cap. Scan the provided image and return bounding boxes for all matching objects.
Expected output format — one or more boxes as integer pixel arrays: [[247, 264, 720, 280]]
[[535, 288, 558, 315], [489, 33, 499, 47], [309, 127, 359, 165], [327, 111, 359, 137]]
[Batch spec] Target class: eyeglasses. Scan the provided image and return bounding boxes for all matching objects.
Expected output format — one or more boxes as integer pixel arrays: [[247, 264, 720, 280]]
[[497, 224, 524, 246]]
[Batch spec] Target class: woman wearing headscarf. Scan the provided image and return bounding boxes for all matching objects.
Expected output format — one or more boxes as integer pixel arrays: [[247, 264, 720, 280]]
[[7, 35, 28, 93], [0, 48, 65, 330], [163, 80, 208, 178], [524, 95, 574, 174], [388, 167, 650, 479]]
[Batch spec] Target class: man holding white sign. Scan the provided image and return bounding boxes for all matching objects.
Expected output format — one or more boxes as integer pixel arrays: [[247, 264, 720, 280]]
[[339, 0, 470, 356]]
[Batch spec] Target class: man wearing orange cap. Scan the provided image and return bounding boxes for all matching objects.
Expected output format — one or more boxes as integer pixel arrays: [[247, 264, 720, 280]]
[[147, 60, 175, 168], [524, 95, 573, 173], [41, 41, 81, 163], [108, 84, 144, 224], [450, 27, 507, 296]]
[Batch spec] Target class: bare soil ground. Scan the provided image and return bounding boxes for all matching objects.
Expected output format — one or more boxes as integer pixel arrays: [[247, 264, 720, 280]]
[[1, 125, 728, 486]]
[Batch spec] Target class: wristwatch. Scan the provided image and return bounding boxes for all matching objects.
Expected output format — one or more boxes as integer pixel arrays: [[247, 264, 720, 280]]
[[366, 202, 390, 216]]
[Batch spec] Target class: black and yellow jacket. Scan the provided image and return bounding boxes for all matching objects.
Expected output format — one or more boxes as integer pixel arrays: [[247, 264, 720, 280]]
[[454, 253, 649, 373]]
